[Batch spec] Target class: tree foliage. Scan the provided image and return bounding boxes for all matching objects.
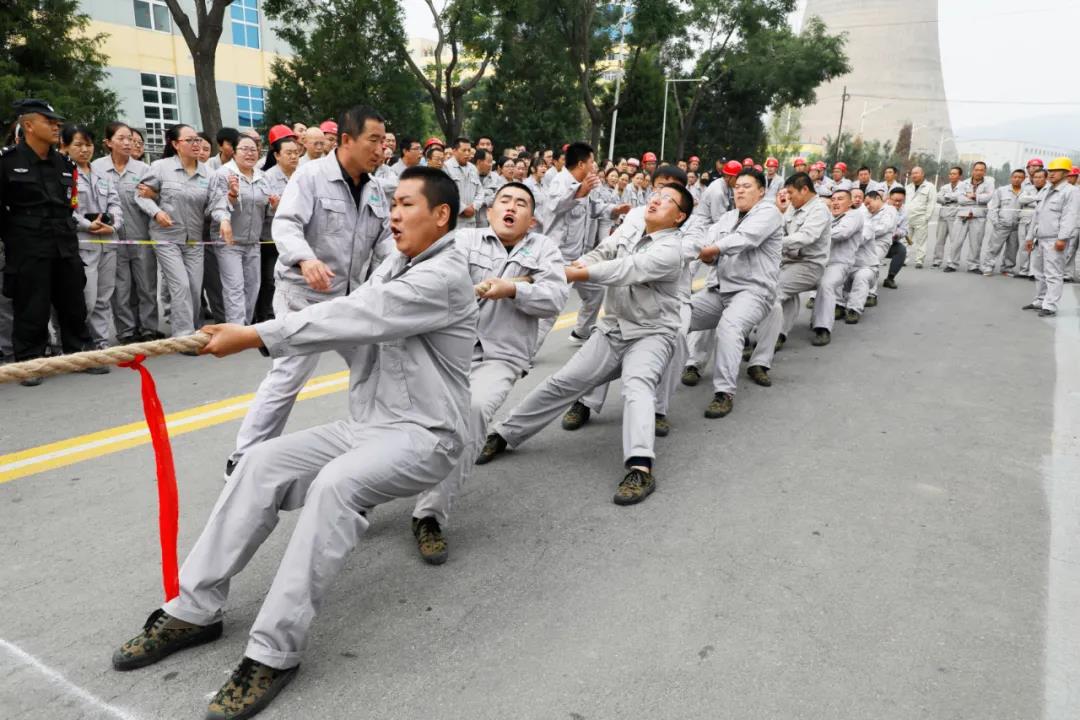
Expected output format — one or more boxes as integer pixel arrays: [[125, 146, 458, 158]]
[[161, 0, 230, 141], [0, 0, 118, 140], [264, 0, 430, 137]]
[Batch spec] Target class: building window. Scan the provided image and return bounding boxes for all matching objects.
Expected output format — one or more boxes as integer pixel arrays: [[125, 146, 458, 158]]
[[230, 0, 261, 49], [134, 0, 171, 32], [236, 85, 264, 129], [141, 73, 179, 154]]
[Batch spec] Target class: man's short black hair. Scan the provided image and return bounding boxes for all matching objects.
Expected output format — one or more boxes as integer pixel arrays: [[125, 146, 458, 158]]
[[736, 167, 766, 189], [400, 136, 420, 152], [453, 136, 471, 149], [659, 184, 695, 227], [337, 106, 385, 142], [399, 166, 459, 231], [494, 181, 537, 211], [551, 146, 565, 162], [857, 166, 871, 174], [653, 165, 688, 187], [950, 165, 964, 175], [216, 126, 240, 148], [885, 165, 898, 174], [784, 171, 814, 193], [865, 190, 882, 201], [832, 187, 852, 198], [1034, 169, 1048, 178], [972, 161, 987, 169], [1011, 169, 1026, 176], [888, 187, 906, 197], [565, 142, 594, 170], [477, 135, 493, 145], [474, 148, 490, 162]]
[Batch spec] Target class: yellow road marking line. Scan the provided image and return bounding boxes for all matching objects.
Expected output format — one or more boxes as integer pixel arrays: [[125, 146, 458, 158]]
[[1, 277, 708, 484]]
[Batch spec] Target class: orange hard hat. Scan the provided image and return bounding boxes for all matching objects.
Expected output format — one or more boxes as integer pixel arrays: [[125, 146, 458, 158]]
[[642, 151, 657, 163], [268, 124, 295, 145], [722, 160, 743, 176]]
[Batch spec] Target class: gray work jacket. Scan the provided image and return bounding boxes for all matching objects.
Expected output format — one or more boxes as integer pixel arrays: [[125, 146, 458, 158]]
[[475, 172, 505, 229], [781, 195, 832, 269], [957, 178, 994, 220], [91, 155, 147, 242], [542, 167, 618, 261], [1028, 180, 1079, 242], [209, 164, 271, 245], [854, 204, 898, 268], [936, 182, 963, 220], [135, 156, 211, 244], [703, 200, 784, 301], [271, 153, 392, 301], [75, 163, 123, 246], [904, 181, 936, 225], [987, 186, 1026, 229], [443, 156, 484, 228], [827, 210, 864, 268], [260, 165, 290, 242]]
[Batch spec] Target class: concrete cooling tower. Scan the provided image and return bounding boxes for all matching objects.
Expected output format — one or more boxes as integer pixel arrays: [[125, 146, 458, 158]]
[[798, 0, 956, 160]]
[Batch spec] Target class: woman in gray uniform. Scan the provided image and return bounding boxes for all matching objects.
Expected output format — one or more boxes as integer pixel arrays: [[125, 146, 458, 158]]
[[135, 123, 211, 340], [254, 126, 301, 322]]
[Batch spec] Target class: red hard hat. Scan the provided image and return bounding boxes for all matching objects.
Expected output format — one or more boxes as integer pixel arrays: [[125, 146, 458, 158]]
[[765, 157, 779, 168], [833, 161, 847, 172], [268, 124, 295, 145], [742, 157, 754, 166], [689, 155, 700, 163], [1071, 166, 1080, 176], [319, 120, 338, 135], [424, 137, 445, 151], [753, 164, 763, 172], [722, 160, 743, 176], [794, 157, 807, 166], [642, 152, 657, 163], [813, 161, 827, 171], [1027, 157, 1044, 167]]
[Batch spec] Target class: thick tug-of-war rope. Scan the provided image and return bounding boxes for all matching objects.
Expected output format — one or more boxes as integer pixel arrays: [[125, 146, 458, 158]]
[[0, 332, 210, 384]]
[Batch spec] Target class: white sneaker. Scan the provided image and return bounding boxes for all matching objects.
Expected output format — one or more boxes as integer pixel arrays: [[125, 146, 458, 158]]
[[568, 330, 589, 346]]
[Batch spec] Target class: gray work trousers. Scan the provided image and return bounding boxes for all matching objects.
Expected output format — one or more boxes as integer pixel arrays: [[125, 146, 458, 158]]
[[749, 262, 822, 369], [499, 329, 675, 464], [846, 266, 877, 314], [911, 221, 931, 265], [1032, 240, 1067, 313], [689, 288, 772, 396], [153, 242, 203, 336], [214, 243, 261, 325], [113, 244, 158, 337], [932, 215, 953, 266], [1015, 219, 1034, 276], [413, 356, 520, 527], [1064, 234, 1079, 281], [536, 281, 604, 348], [230, 286, 347, 464], [685, 329, 715, 372], [811, 263, 849, 332], [947, 216, 986, 271], [163, 419, 458, 670], [77, 243, 117, 347], [980, 222, 1019, 273]]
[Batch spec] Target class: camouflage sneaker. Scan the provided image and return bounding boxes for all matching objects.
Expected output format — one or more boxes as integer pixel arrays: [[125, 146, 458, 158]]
[[654, 414, 671, 437], [704, 392, 734, 419], [411, 516, 448, 565], [747, 365, 771, 387], [865, 294, 878, 308], [774, 333, 786, 353], [561, 401, 591, 431], [834, 305, 846, 320], [613, 468, 656, 506], [805, 296, 815, 309], [845, 309, 860, 325], [206, 657, 298, 720], [811, 329, 831, 347], [741, 342, 753, 362], [112, 609, 222, 671], [681, 365, 701, 386], [475, 433, 507, 465]]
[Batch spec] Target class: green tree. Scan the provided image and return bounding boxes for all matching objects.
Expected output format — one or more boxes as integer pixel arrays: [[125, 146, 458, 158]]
[[160, 0, 231, 140], [0, 0, 118, 138], [766, 105, 802, 166], [264, 0, 429, 136], [598, 48, 666, 160]]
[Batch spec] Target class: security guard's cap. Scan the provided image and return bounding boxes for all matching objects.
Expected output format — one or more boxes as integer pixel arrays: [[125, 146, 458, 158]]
[[12, 98, 65, 121]]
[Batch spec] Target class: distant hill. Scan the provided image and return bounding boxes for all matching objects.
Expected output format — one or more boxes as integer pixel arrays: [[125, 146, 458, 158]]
[[957, 113, 1080, 151]]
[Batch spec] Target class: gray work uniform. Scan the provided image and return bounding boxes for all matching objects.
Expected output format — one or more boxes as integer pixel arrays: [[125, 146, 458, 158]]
[[75, 164, 124, 347], [816, 178, 834, 197], [847, 204, 897, 313], [933, 181, 962, 266], [749, 195, 831, 370], [163, 234, 477, 671], [374, 161, 400, 204], [498, 228, 683, 466], [412, 229, 568, 526], [1028, 180, 1080, 313], [135, 156, 211, 336], [904, 180, 936, 266], [811, 210, 864, 332], [764, 174, 783, 201], [93, 156, 157, 339], [1014, 183, 1043, 276], [949, 177, 994, 271], [536, 167, 617, 343], [688, 200, 783, 396], [475, 171, 504, 229], [981, 185, 1025, 273], [208, 164, 271, 324], [443, 156, 484, 229], [229, 154, 392, 464], [683, 179, 732, 374]]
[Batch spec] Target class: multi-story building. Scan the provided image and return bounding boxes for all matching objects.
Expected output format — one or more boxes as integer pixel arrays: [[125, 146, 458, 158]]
[[956, 139, 1080, 173], [78, 0, 292, 152]]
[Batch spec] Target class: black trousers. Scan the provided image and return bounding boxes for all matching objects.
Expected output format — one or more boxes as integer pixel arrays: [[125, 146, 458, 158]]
[[201, 245, 226, 323], [886, 240, 908, 278], [5, 251, 90, 360], [254, 241, 278, 323]]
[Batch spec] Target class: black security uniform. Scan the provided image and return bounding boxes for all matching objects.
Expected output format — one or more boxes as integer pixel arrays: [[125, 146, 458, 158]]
[[0, 138, 91, 360]]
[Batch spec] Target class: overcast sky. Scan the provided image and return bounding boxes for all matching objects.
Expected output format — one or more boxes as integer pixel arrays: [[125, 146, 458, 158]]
[[400, 0, 1080, 147]]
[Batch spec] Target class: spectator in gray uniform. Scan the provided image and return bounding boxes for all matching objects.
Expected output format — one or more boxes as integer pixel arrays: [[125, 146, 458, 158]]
[[474, 148, 503, 228], [206, 127, 238, 172], [64, 124, 123, 357], [1014, 169, 1046, 277], [135, 123, 211, 343], [1023, 159, 1080, 317], [932, 166, 963, 268], [254, 128, 300, 322], [947, 161, 993, 273], [981, 169, 1026, 275], [96, 122, 158, 343], [443, 137, 484, 229]]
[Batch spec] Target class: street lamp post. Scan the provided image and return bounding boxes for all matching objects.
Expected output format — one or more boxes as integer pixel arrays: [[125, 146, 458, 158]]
[[660, 76, 708, 162], [607, 2, 633, 161]]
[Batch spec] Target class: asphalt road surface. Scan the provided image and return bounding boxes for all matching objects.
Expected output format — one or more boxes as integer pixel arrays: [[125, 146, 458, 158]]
[[1, 258, 1077, 720]]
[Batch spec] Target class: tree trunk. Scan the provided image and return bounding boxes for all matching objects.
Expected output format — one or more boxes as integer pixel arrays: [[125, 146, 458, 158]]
[[192, 47, 222, 140], [163, 0, 227, 139]]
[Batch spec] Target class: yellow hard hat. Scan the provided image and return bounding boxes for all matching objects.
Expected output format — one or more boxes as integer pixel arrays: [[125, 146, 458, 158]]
[[1047, 156, 1073, 172]]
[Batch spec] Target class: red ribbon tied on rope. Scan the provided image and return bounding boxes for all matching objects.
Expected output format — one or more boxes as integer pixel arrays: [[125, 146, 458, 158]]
[[118, 354, 180, 602]]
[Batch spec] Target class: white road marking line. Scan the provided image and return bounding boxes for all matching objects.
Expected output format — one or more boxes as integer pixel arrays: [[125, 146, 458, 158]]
[[0, 637, 144, 720], [1044, 287, 1080, 720]]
